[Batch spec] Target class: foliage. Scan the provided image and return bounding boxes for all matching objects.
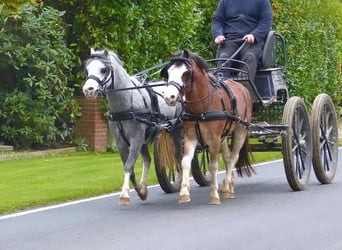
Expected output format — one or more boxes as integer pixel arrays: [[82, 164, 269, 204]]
[[0, 0, 341, 149], [46, 0, 341, 107], [0, 3, 81, 149], [271, 0, 342, 107], [44, 0, 202, 88]]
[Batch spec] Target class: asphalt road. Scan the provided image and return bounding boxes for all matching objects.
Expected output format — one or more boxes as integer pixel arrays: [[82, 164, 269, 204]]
[[1, 149, 341, 250]]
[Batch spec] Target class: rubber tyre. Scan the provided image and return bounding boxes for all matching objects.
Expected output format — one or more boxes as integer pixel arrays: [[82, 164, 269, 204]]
[[311, 94, 338, 184], [282, 96, 312, 191], [191, 146, 211, 186]]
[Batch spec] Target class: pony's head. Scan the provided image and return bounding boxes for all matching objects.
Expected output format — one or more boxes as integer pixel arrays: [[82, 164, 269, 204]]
[[161, 50, 209, 106], [82, 48, 122, 98]]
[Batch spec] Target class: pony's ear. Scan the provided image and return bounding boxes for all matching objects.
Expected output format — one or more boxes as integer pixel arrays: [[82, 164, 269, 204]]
[[183, 50, 190, 59], [90, 48, 95, 55], [104, 49, 109, 57], [160, 65, 168, 80]]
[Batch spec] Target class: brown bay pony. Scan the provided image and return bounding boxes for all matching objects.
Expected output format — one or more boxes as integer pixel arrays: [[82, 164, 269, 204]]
[[160, 50, 254, 204]]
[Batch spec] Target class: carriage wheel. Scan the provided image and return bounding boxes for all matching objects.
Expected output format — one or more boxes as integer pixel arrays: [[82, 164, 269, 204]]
[[153, 139, 181, 193], [311, 94, 338, 184], [282, 96, 312, 191], [191, 146, 211, 186]]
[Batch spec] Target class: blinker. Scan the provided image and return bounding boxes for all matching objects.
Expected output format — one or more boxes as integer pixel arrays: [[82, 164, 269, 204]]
[[160, 57, 192, 79]]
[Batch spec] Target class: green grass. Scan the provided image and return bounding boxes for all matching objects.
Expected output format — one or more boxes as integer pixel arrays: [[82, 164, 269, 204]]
[[0, 152, 124, 215]]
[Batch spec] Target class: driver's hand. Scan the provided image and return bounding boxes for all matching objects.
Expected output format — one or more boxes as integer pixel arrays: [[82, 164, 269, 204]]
[[214, 35, 225, 45], [243, 34, 255, 44]]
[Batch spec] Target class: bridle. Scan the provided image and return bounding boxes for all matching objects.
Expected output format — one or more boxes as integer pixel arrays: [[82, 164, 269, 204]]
[[85, 56, 115, 95], [160, 56, 193, 94], [161, 55, 215, 105]]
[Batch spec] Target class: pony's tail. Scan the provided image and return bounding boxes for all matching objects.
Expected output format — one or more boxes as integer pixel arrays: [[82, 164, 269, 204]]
[[155, 130, 176, 171], [235, 136, 255, 177]]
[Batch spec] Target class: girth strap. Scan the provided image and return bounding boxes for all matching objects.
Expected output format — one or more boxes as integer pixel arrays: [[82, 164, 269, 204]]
[[106, 108, 152, 121], [181, 110, 250, 127]]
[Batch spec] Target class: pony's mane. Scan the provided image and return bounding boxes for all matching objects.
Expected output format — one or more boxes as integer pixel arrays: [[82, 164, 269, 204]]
[[86, 49, 124, 69], [171, 50, 217, 82], [172, 50, 210, 72]]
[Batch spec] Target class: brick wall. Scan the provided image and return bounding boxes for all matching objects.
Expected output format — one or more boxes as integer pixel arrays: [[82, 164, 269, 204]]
[[75, 97, 108, 152]]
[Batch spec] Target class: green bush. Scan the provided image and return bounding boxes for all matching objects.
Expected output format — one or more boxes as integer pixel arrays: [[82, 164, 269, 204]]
[[271, 0, 342, 107], [55, 0, 200, 73], [0, 3, 81, 149]]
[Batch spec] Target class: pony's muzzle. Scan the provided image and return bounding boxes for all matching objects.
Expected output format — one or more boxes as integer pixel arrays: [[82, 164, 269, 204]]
[[82, 81, 99, 99], [164, 81, 182, 106], [164, 95, 177, 106]]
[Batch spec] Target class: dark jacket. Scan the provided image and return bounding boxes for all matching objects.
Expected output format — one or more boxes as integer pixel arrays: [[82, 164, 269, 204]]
[[212, 0, 272, 43]]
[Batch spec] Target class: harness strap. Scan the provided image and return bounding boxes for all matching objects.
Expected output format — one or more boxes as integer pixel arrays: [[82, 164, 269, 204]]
[[107, 109, 149, 121], [195, 120, 206, 149], [145, 85, 161, 114], [181, 110, 249, 127], [219, 81, 237, 115], [117, 121, 130, 147]]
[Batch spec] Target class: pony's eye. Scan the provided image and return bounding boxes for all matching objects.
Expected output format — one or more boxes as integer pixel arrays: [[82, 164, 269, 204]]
[[182, 70, 191, 78], [100, 68, 107, 74]]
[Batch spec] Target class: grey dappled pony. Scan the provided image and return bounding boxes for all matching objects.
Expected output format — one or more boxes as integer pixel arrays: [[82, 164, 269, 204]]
[[82, 49, 182, 205]]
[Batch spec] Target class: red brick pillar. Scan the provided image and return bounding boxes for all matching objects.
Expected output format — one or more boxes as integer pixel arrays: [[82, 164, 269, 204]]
[[75, 97, 108, 152]]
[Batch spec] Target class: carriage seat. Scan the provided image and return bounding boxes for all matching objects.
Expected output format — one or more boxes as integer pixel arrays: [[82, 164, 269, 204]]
[[258, 30, 276, 69], [254, 30, 288, 106]]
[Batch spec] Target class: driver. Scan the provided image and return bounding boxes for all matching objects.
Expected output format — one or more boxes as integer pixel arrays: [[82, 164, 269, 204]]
[[212, 0, 272, 81]]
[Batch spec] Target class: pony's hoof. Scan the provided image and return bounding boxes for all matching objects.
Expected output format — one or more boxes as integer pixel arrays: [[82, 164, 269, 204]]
[[119, 197, 130, 206], [179, 195, 191, 204], [138, 191, 148, 201], [136, 184, 148, 201], [220, 191, 235, 199], [209, 197, 221, 205]]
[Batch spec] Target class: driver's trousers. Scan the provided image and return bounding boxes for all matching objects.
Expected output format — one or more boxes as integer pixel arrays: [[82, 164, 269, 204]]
[[216, 39, 264, 82]]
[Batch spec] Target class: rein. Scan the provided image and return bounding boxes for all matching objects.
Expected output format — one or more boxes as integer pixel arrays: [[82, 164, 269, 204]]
[[105, 82, 167, 93]]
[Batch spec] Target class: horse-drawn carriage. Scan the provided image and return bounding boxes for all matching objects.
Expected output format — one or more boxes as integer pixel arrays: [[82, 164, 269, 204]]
[[82, 31, 338, 205]]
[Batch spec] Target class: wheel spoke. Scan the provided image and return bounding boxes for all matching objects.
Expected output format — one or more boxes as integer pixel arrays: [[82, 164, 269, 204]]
[[295, 146, 303, 178], [200, 148, 209, 175], [322, 143, 330, 172], [168, 168, 175, 183], [292, 110, 307, 179], [319, 107, 336, 167]]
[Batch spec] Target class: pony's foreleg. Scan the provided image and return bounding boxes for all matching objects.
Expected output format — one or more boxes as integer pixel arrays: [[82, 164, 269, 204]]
[[208, 145, 221, 205], [118, 144, 141, 206], [220, 139, 235, 199], [221, 128, 248, 199], [135, 144, 150, 201], [171, 129, 184, 186], [120, 172, 131, 206], [179, 139, 197, 204]]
